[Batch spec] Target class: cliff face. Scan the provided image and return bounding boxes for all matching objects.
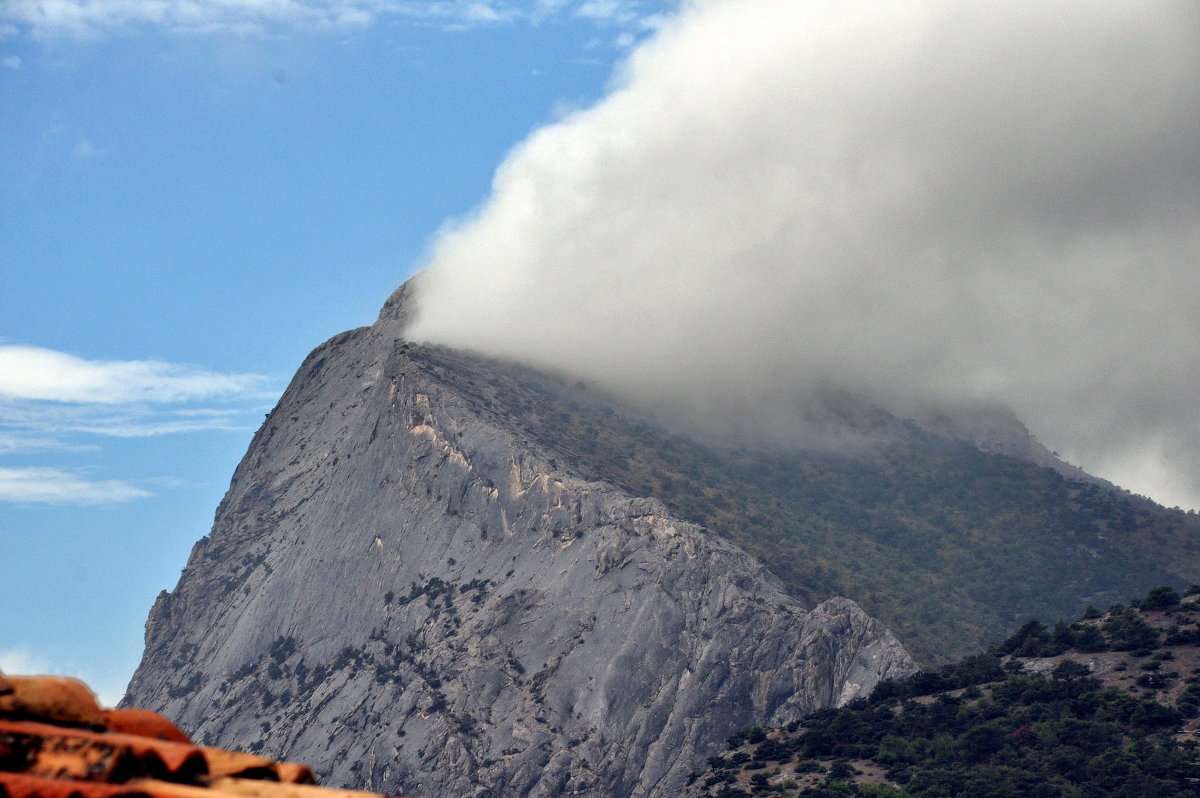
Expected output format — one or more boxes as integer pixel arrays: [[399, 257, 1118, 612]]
[[123, 283, 915, 798]]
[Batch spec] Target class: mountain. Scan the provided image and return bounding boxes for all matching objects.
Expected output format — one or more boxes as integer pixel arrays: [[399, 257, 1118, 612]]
[[123, 278, 1200, 796], [121, 281, 915, 798]]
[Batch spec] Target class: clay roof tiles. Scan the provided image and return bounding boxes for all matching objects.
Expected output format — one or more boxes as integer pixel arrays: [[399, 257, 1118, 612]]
[[0, 673, 404, 798]]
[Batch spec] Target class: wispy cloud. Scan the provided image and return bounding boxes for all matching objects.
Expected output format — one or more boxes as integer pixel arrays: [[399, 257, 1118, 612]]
[[0, 345, 271, 442], [574, 0, 640, 25], [0, 345, 264, 404], [0, 402, 257, 439], [1, 0, 672, 38], [1, 55, 20, 69], [0, 432, 94, 455], [0, 467, 151, 505], [0, 344, 273, 505], [72, 138, 95, 159]]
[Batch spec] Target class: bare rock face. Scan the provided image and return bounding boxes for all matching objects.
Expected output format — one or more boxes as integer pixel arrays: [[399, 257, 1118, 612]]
[[123, 282, 915, 798]]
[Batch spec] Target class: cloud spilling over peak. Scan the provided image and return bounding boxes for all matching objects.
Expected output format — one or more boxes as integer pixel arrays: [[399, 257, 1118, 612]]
[[408, 0, 1200, 508]]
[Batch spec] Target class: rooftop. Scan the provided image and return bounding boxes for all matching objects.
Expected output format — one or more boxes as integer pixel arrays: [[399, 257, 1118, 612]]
[[0, 671, 408, 798]]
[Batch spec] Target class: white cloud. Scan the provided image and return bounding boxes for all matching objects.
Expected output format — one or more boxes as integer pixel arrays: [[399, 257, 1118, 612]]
[[1, 54, 20, 69], [463, 2, 502, 23], [0, 346, 272, 507], [0, 647, 50, 675], [574, 0, 638, 25], [3, 0, 362, 37], [1, 0, 674, 37], [533, 0, 568, 16], [0, 467, 151, 505], [0, 345, 264, 404], [409, 0, 1200, 509], [0, 402, 256, 439], [0, 433, 92, 454]]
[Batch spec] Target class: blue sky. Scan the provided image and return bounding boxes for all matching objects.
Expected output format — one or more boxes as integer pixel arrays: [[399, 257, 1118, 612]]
[[5, 0, 1198, 707], [0, 0, 672, 704]]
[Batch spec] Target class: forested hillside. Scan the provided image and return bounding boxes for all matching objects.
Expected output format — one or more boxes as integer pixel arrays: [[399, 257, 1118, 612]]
[[411, 346, 1200, 664], [686, 586, 1200, 797]]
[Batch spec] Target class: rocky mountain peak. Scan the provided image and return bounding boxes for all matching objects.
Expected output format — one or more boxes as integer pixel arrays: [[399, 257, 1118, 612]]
[[377, 276, 420, 332], [122, 280, 915, 798]]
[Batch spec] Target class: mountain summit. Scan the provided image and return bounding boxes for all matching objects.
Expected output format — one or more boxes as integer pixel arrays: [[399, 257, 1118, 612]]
[[123, 280, 915, 798]]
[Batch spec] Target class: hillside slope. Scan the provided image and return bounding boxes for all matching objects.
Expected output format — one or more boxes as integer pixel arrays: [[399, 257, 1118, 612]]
[[685, 587, 1200, 797], [431, 352, 1200, 664]]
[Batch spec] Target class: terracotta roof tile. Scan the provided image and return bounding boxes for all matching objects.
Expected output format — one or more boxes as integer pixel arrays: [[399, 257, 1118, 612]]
[[209, 777, 392, 798], [0, 720, 207, 784], [197, 751, 277, 782], [1, 718, 145, 782], [100, 713, 189, 746], [0, 679, 105, 729], [142, 778, 393, 798], [0, 771, 153, 798], [0, 673, 406, 798], [108, 780, 241, 798], [269, 766, 314, 787]]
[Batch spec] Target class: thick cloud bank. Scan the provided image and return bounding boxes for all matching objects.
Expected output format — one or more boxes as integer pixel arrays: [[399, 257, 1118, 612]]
[[408, 0, 1200, 508]]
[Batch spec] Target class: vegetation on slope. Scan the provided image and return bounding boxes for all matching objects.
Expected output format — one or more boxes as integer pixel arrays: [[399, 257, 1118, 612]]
[[410, 345, 1200, 664], [686, 587, 1200, 797]]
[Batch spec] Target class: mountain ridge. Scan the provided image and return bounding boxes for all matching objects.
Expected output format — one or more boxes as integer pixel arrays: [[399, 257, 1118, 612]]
[[385, 328, 1199, 665]]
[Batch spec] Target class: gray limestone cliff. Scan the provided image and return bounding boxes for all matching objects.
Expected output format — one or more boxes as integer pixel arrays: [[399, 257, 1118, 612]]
[[122, 281, 915, 798]]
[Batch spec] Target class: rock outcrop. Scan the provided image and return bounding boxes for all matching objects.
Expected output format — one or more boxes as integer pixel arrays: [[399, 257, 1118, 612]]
[[123, 281, 915, 798]]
